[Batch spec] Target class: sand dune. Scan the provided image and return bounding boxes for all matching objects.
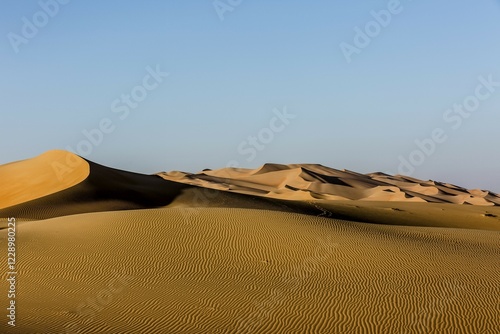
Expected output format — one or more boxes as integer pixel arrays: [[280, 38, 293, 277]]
[[0, 150, 190, 220], [2, 153, 499, 230], [2, 151, 499, 223], [0, 150, 89, 209], [158, 163, 500, 206], [1, 207, 499, 333], [0, 151, 499, 333]]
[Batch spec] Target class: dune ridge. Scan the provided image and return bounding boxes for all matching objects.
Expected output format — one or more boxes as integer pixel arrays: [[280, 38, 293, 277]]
[[0, 150, 89, 209], [158, 163, 500, 206], [1, 151, 500, 231], [0, 150, 190, 220]]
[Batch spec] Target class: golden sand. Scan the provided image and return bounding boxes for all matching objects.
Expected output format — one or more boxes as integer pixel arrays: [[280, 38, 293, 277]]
[[0, 151, 498, 333]]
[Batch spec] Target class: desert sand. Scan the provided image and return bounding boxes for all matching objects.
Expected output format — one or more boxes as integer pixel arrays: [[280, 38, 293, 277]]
[[158, 163, 500, 206], [0, 150, 499, 333], [0, 150, 90, 209]]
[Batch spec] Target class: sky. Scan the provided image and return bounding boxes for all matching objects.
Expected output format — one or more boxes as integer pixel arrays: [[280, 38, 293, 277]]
[[1, 0, 499, 192]]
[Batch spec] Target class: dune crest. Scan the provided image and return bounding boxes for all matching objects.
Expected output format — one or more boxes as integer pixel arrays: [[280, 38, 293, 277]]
[[1, 151, 499, 230], [0, 150, 189, 219], [158, 163, 500, 206], [0, 150, 89, 209]]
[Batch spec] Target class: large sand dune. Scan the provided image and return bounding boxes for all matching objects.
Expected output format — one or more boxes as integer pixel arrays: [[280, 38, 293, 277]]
[[0, 151, 499, 333], [0, 150, 190, 220], [159, 163, 500, 206], [0, 150, 89, 209]]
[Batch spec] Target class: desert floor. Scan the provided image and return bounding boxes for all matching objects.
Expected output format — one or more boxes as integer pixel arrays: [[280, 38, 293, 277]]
[[0, 151, 498, 333]]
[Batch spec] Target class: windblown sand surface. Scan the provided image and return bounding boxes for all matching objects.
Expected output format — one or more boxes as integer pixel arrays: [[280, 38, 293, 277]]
[[0, 151, 189, 221], [159, 163, 500, 206], [0, 150, 499, 333], [1, 208, 499, 333], [0, 150, 89, 209]]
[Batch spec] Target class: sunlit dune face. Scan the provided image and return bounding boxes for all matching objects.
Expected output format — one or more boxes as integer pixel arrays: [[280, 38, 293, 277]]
[[158, 163, 500, 206], [0, 150, 89, 209]]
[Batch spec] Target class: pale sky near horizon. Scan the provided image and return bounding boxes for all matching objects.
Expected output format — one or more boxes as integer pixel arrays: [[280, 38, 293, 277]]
[[1, 0, 500, 191]]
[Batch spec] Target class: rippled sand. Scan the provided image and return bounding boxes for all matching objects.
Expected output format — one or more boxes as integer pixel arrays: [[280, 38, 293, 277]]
[[0, 150, 499, 333]]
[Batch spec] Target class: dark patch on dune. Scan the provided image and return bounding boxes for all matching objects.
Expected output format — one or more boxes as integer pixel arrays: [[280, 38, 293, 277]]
[[85, 160, 191, 206], [0, 159, 332, 221], [0, 160, 191, 220]]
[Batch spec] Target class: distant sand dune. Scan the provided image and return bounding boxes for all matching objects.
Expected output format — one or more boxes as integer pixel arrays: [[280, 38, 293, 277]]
[[159, 163, 500, 206]]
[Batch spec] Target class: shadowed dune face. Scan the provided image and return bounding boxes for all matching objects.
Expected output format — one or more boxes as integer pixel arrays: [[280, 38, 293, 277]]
[[158, 163, 500, 206], [0, 150, 89, 209], [0, 151, 191, 220], [1, 151, 500, 230]]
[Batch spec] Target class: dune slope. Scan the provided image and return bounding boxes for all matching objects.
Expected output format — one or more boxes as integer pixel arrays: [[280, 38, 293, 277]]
[[0, 151, 499, 333], [159, 163, 500, 206], [0, 207, 498, 333], [0, 150, 89, 209], [0, 151, 190, 220], [2, 152, 500, 231]]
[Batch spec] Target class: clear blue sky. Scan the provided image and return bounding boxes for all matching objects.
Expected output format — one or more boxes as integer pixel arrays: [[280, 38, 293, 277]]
[[1, 0, 500, 191]]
